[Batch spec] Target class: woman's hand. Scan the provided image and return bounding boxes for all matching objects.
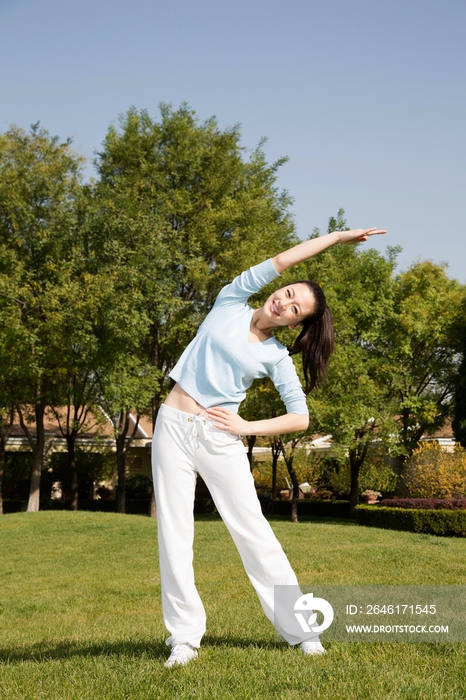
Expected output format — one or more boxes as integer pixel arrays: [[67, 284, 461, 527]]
[[336, 228, 386, 244], [205, 407, 250, 435], [205, 407, 309, 436]]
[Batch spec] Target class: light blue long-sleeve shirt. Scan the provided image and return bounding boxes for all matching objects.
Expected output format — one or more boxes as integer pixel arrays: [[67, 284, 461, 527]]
[[169, 258, 309, 415]]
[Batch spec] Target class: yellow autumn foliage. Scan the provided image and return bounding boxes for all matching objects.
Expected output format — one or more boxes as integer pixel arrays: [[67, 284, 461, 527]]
[[402, 442, 466, 498]]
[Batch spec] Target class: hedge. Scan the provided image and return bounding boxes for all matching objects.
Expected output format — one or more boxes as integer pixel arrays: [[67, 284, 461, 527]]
[[267, 499, 351, 518], [355, 505, 466, 537], [379, 498, 466, 510]]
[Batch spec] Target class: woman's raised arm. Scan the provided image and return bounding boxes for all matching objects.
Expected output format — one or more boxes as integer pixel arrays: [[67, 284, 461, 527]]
[[272, 228, 387, 274]]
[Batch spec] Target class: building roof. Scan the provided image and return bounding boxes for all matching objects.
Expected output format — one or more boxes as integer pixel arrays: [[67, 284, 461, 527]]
[[6, 407, 154, 443]]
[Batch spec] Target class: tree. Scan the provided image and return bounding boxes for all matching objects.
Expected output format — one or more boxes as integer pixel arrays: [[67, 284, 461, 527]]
[[97, 360, 158, 514], [0, 254, 20, 515], [93, 104, 297, 430], [295, 211, 401, 515], [48, 329, 106, 510], [239, 379, 278, 471], [92, 104, 299, 518], [452, 298, 466, 447], [46, 212, 109, 511], [240, 376, 306, 521], [47, 207, 157, 511], [384, 262, 463, 459], [0, 124, 84, 511], [277, 435, 305, 523], [294, 210, 463, 514]]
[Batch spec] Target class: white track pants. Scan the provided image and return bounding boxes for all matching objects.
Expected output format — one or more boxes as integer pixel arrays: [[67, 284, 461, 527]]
[[152, 404, 314, 648]]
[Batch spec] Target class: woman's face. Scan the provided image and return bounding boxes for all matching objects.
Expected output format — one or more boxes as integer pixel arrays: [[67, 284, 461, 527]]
[[262, 283, 315, 328]]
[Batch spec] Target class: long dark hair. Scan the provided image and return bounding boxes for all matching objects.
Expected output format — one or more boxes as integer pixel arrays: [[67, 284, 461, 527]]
[[287, 280, 334, 394]]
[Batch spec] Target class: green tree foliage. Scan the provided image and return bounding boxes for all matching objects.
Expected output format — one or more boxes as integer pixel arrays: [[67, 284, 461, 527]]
[[93, 104, 297, 423], [0, 121, 163, 513], [453, 297, 466, 447], [1, 113, 464, 521], [46, 247, 118, 511], [295, 211, 400, 515], [319, 451, 398, 496], [96, 360, 158, 514], [283, 209, 463, 514], [0, 124, 84, 511], [0, 107, 296, 513], [386, 262, 463, 457], [47, 206, 156, 511]]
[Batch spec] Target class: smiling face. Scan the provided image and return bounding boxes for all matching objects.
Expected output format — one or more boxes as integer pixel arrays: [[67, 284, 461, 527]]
[[263, 282, 316, 328]]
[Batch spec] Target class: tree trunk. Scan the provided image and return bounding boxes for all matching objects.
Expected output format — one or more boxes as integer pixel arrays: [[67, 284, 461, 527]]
[[116, 437, 126, 514], [26, 400, 46, 513], [289, 465, 299, 523], [270, 441, 281, 515], [349, 455, 360, 518], [149, 403, 160, 519], [149, 484, 157, 518], [114, 409, 140, 515], [348, 441, 369, 518], [271, 455, 277, 513], [0, 438, 5, 516], [67, 436, 79, 511], [279, 438, 299, 523], [246, 435, 256, 471], [0, 410, 14, 515], [27, 444, 43, 512]]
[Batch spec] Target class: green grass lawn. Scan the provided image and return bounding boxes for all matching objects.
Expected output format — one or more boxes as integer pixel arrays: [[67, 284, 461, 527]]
[[0, 511, 465, 700]]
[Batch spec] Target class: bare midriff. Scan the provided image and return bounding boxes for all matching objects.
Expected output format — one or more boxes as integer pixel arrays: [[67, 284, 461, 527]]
[[163, 383, 207, 415]]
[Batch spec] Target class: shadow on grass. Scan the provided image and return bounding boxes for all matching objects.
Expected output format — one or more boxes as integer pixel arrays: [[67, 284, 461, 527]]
[[0, 639, 168, 664], [0, 635, 286, 664]]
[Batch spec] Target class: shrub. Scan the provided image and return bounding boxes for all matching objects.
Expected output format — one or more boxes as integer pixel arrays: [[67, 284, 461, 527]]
[[355, 505, 466, 537], [3, 452, 32, 500], [358, 454, 399, 494], [379, 498, 466, 510], [252, 460, 281, 492], [251, 447, 398, 497], [402, 442, 466, 498], [252, 448, 325, 493], [323, 457, 350, 495], [46, 449, 115, 499], [125, 475, 152, 499], [290, 447, 326, 486], [320, 452, 398, 497]]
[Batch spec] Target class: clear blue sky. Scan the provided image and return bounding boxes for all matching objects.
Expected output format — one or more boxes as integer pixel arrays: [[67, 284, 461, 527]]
[[1, 0, 465, 281]]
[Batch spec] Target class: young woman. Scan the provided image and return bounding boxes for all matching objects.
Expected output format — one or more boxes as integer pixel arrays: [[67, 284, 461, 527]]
[[152, 227, 386, 667]]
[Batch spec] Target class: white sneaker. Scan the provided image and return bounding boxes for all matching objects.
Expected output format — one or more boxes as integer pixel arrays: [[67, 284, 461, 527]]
[[300, 640, 326, 656], [164, 643, 198, 668]]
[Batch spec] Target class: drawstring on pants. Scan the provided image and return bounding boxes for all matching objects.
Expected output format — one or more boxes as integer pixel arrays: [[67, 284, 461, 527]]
[[185, 410, 210, 443]]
